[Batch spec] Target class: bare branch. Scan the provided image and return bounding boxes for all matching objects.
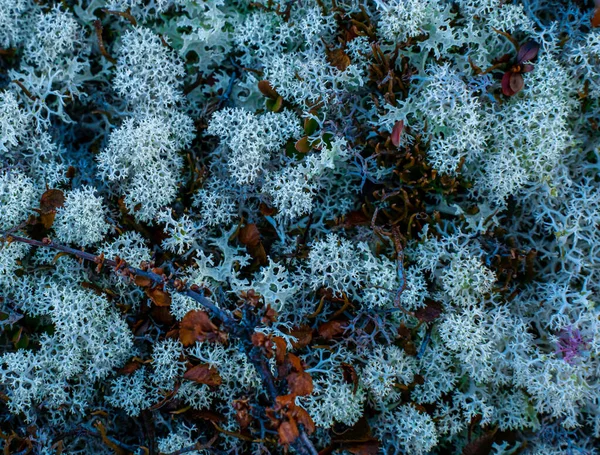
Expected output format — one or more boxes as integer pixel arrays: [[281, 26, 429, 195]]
[[1, 231, 319, 455]]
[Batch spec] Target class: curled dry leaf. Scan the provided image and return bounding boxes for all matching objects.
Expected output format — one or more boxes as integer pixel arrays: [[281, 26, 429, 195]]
[[327, 48, 351, 71], [179, 310, 227, 346], [39, 189, 65, 229], [278, 420, 300, 445], [287, 371, 313, 396], [267, 394, 316, 446], [239, 224, 267, 264], [233, 398, 252, 430], [251, 331, 275, 358], [273, 336, 287, 365], [183, 363, 222, 387], [318, 320, 347, 340], [145, 287, 171, 307], [287, 325, 313, 350]]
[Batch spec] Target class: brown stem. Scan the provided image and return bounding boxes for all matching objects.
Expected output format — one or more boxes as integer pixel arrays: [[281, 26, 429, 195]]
[[93, 20, 117, 64], [11, 80, 37, 101], [159, 434, 218, 455], [1, 231, 319, 455], [102, 8, 138, 26]]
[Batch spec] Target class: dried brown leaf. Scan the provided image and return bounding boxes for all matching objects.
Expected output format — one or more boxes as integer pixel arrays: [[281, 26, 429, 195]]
[[287, 371, 313, 396], [183, 364, 222, 387], [318, 320, 347, 340], [179, 310, 225, 346], [278, 420, 300, 445], [327, 48, 351, 71], [145, 287, 171, 307]]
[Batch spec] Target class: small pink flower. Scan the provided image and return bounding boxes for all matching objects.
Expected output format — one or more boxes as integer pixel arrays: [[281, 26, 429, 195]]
[[556, 326, 590, 364]]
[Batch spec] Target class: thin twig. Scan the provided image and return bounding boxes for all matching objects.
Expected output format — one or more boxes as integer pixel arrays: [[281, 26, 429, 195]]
[[102, 8, 138, 26], [11, 80, 37, 101], [93, 20, 117, 64], [160, 434, 218, 455], [1, 231, 319, 455]]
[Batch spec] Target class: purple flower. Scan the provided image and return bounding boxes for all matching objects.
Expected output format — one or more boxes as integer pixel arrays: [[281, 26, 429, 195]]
[[556, 326, 590, 364]]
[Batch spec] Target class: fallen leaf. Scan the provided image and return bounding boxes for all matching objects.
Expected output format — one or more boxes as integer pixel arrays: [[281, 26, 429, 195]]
[[145, 287, 171, 307], [341, 363, 359, 395], [183, 364, 222, 386], [287, 371, 313, 396], [288, 325, 313, 349], [233, 398, 252, 430], [318, 320, 347, 340], [414, 301, 443, 322], [116, 360, 141, 375], [593, 6, 600, 27], [327, 48, 351, 71], [391, 120, 404, 147], [179, 310, 226, 346], [239, 224, 261, 247], [278, 420, 300, 445], [516, 41, 539, 63], [295, 406, 316, 434], [239, 224, 267, 264], [258, 80, 279, 99], [295, 136, 311, 154], [273, 336, 287, 365], [134, 275, 153, 287], [346, 440, 380, 455], [462, 429, 498, 455], [39, 189, 65, 228]]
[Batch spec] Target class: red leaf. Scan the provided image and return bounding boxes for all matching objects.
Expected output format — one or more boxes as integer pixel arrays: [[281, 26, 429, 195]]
[[414, 301, 443, 322], [134, 275, 153, 287], [273, 336, 287, 365], [391, 120, 404, 147], [502, 71, 524, 96], [183, 364, 222, 386], [295, 406, 316, 434], [326, 48, 351, 71], [341, 363, 359, 395], [509, 72, 524, 94], [239, 224, 261, 248], [593, 7, 600, 28], [239, 224, 267, 264], [233, 399, 252, 430], [521, 64, 535, 73], [516, 41, 539, 63], [286, 353, 304, 372]]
